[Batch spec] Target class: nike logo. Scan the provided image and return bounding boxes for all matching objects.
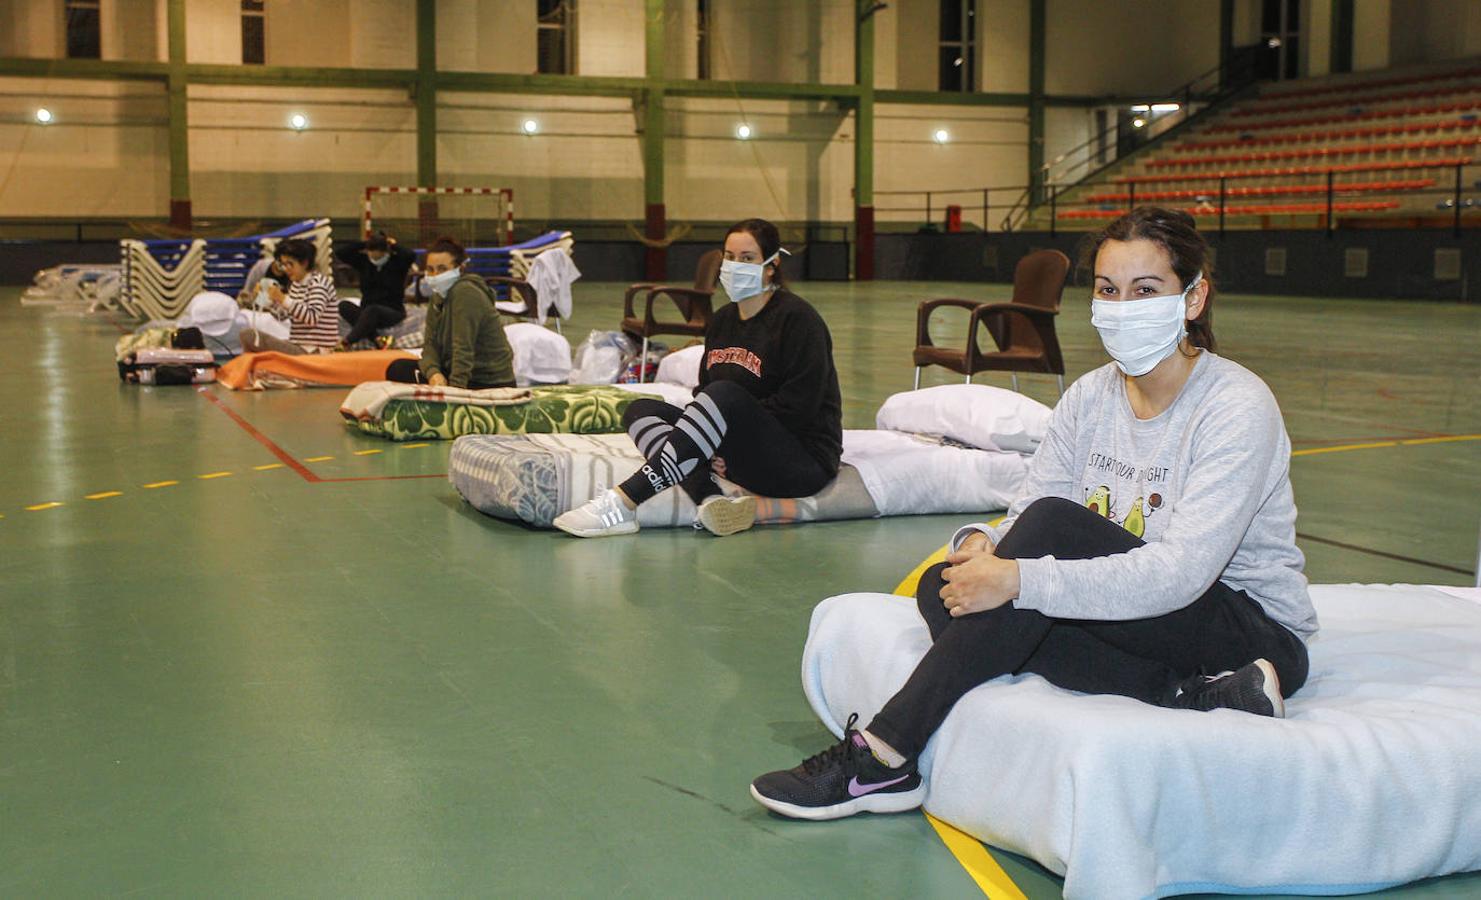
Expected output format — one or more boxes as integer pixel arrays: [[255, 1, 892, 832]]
[[846, 773, 911, 797]]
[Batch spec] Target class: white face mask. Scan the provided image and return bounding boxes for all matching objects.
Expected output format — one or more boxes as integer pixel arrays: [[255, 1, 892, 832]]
[[369, 254, 390, 269], [425, 268, 461, 297], [1090, 273, 1202, 377], [719, 250, 786, 303]]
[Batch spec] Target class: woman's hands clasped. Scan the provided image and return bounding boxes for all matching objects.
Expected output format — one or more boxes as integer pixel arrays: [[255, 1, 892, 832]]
[[939, 531, 1021, 618]]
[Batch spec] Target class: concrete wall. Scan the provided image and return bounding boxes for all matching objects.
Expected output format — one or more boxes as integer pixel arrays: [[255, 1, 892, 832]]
[[1352, 0, 1391, 72], [1044, 0, 1221, 96], [1388, 0, 1481, 67]]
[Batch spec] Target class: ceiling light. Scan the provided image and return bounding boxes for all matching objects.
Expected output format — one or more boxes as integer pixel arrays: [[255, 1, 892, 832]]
[[933, 128, 950, 144], [1132, 117, 1147, 128], [736, 123, 752, 139], [522, 119, 539, 135], [35, 107, 54, 124], [288, 112, 308, 131], [1150, 103, 1180, 113]]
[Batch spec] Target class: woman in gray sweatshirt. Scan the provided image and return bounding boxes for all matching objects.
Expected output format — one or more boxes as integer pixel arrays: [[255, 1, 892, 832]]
[[751, 207, 1319, 822]]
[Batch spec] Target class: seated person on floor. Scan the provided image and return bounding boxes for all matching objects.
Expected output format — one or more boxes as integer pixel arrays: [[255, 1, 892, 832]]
[[335, 230, 416, 347], [241, 238, 339, 355], [386, 236, 515, 390], [553, 217, 843, 539], [749, 206, 1318, 821], [237, 255, 290, 306]]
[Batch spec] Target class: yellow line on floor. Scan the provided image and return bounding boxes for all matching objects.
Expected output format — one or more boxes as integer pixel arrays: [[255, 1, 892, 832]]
[[198, 471, 233, 480], [253, 463, 286, 471], [400, 443, 431, 449], [26, 502, 63, 512], [1398, 433, 1481, 447], [1293, 441, 1398, 457], [143, 481, 178, 489], [304, 456, 335, 463], [925, 813, 1027, 900], [353, 449, 383, 456], [85, 491, 123, 500], [1293, 434, 1481, 458]]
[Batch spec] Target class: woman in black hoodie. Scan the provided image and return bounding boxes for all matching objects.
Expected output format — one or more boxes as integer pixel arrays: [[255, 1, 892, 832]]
[[335, 231, 416, 346], [554, 218, 843, 539]]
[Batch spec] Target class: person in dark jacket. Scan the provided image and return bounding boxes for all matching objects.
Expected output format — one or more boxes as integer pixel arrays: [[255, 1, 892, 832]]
[[335, 231, 416, 346], [554, 217, 843, 538], [386, 236, 514, 390]]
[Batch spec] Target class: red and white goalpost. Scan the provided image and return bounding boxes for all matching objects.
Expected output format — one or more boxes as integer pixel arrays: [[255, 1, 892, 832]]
[[361, 186, 515, 246]]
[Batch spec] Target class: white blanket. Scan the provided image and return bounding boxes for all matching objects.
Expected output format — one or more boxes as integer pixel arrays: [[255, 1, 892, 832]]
[[802, 584, 1481, 899], [842, 430, 1026, 515]]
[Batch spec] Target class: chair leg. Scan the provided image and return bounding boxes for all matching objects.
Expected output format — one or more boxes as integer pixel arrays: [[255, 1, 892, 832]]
[[913, 367, 921, 391], [639, 336, 650, 383], [964, 374, 972, 385], [1011, 373, 1020, 393], [1056, 374, 1065, 396], [554, 318, 562, 335]]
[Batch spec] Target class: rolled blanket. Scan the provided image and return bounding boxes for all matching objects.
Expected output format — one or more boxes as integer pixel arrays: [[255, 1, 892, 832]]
[[218, 349, 415, 390], [340, 382, 649, 441]]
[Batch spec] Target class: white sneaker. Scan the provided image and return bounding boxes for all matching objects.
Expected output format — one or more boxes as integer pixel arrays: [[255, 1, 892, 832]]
[[553, 489, 639, 538], [696, 494, 757, 536]]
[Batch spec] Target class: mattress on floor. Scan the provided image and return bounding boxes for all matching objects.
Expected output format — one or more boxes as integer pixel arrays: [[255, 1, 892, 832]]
[[802, 583, 1481, 900], [447, 429, 1030, 529], [345, 384, 656, 441]]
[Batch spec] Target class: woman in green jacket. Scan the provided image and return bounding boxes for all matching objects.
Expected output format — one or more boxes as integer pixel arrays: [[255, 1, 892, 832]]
[[387, 237, 515, 389]]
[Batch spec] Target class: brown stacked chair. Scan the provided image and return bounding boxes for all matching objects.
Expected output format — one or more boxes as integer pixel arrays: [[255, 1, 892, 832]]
[[912, 248, 1070, 395], [620, 249, 723, 382]]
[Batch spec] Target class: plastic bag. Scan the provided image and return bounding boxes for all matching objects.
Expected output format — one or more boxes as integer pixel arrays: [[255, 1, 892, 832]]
[[572, 330, 638, 384]]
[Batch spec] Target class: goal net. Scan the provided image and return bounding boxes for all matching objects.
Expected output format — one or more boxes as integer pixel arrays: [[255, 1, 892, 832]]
[[362, 186, 514, 248]]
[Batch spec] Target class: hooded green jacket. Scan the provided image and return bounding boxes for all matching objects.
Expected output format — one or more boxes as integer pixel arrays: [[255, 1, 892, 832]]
[[419, 272, 515, 389]]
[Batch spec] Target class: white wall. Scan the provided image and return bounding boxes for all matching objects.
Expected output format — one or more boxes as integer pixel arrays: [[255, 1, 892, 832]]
[[0, 78, 169, 216], [1352, 0, 1391, 72], [1388, 0, 1481, 67], [0, 0, 63, 57], [436, 0, 538, 74], [1045, 0, 1221, 96], [981, 0, 1030, 93], [1302, 0, 1332, 78], [186, 0, 242, 64]]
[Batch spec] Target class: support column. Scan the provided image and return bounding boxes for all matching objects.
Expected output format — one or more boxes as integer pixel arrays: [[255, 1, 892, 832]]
[[415, 0, 438, 240], [853, 0, 876, 281], [642, 0, 667, 281], [166, 0, 190, 229], [1027, 0, 1046, 207]]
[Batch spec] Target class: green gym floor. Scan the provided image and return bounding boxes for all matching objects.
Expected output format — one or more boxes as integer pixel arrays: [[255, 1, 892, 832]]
[[2, 280, 1478, 898]]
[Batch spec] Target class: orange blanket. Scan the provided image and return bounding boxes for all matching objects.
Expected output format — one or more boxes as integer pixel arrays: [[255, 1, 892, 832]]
[[217, 350, 415, 390]]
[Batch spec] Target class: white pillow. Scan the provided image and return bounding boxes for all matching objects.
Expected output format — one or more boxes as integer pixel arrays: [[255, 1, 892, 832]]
[[875, 383, 1052, 454], [505, 322, 572, 386], [656, 344, 704, 389]]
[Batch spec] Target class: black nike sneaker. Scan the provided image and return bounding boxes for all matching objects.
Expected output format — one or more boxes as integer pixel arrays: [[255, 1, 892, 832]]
[[750, 714, 926, 820], [1169, 659, 1285, 718]]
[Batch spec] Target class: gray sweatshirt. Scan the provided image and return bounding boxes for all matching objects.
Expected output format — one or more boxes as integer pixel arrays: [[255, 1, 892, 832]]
[[954, 351, 1318, 639]]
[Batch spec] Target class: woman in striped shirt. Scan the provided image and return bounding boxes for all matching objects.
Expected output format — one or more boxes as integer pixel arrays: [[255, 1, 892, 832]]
[[241, 238, 339, 354]]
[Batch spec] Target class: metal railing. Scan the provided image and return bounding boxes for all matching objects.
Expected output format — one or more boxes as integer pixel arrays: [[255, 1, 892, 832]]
[[869, 159, 1478, 238], [990, 42, 1278, 232]]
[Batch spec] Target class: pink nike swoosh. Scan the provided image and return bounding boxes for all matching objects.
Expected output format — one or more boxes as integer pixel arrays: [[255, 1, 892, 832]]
[[847, 773, 911, 798]]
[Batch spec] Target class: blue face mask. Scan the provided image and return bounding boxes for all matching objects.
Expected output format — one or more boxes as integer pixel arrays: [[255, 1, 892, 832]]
[[719, 250, 786, 303], [425, 268, 461, 297]]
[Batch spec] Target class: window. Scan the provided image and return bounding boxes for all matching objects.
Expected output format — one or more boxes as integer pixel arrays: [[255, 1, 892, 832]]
[[938, 0, 976, 92], [66, 0, 101, 59], [242, 1, 266, 65], [696, 0, 711, 80], [537, 0, 576, 75]]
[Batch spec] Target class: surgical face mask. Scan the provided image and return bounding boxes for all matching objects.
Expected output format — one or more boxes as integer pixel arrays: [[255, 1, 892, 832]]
[[1090, 273, 1202, 377], [719, 250, 784, 303], [369, 253, 389, 269], [425, 268, 461, 296], [253, 285, 272, 309]]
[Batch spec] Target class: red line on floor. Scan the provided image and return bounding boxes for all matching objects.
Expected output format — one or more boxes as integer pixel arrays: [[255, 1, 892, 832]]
[[197, 388, 447, 484], [197, 387, 321, 482]]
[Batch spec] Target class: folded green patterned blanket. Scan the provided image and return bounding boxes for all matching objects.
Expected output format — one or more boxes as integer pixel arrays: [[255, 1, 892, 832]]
[[340, 381, 654, 441]]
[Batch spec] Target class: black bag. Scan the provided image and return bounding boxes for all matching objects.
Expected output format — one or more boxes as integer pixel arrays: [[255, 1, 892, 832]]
[[172, 327, 206, 350]]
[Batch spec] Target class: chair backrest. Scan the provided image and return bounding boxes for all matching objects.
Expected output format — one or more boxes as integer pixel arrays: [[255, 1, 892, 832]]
[[692, 249, 723, 291], [989, 249, 1070, 356]]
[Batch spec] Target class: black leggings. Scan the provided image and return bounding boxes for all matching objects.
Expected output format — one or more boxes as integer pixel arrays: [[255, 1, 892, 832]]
[[867, 497, 1309, 760], [617, 380, 834, 505], [383, 358, 512, 391], [340, 301, 405, 345]]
